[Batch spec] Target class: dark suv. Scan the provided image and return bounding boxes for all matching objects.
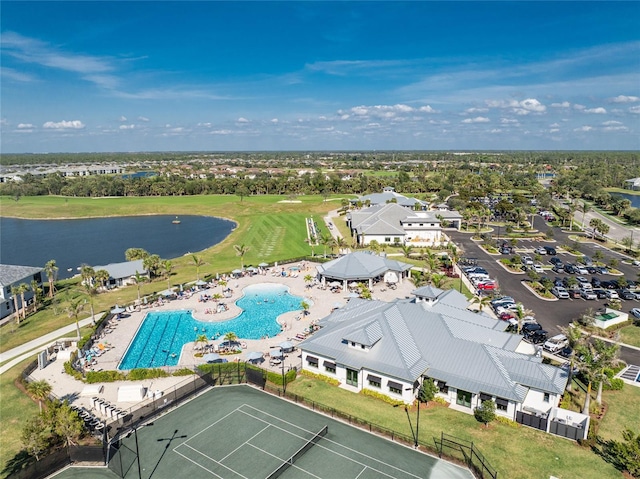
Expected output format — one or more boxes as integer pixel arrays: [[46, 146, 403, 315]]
[[521, 323, 543, 335], [544, 246, 557, 255], [525, 330, 548, 344]]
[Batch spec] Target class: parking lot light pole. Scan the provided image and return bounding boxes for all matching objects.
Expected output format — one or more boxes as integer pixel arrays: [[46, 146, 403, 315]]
[[128, 422, 154, 479]]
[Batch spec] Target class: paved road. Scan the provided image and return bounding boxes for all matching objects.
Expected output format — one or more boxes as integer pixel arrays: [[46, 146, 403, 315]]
[[449, 217, 640, 366]]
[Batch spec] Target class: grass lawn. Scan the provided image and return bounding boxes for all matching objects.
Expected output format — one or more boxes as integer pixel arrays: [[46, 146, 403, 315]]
[[618, 324, 640, 348], [0, 358, 39, 477], [598, 384, 640, 442], [287, 377, 623, 479]]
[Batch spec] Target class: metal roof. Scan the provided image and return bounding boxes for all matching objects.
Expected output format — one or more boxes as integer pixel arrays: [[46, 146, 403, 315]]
[[316, 252, 412, 281], [0, 264, 43, 288], [301, 293, 568, 400], [91, 259, 146, 279]]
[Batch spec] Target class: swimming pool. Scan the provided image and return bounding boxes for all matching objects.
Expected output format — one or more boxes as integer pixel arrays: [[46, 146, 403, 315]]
[[118, 283, 308, 370]]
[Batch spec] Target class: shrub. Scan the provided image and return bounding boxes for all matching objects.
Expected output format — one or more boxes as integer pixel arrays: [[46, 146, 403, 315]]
[[605, 378, 625, 391], [86, 370, 126, 384], [172, 368, 195, 377], [268, 369, 297, 386], [495, 416, 519, 428], [63, 360, 83, 381], [127, 368, 169, 380], [360, 388, 405, 407], [474, 400, 496, 427], [300, 369, 340, 386]]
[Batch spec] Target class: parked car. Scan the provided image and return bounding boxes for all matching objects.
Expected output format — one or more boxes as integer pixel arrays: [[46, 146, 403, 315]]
[[591, 277, 601, 288], [568, 289, 582, 299], [563, 264, 577, 274], [522, 255, 534, 265], [576, 276, 592, 289], [544, 246, 557, 255], [575, 265, 589, 275], [525, 330, 548, 344], [491, 296, 514, 307], [558, 346, 573, 359], [553, 277, 564, 287], [534, 247, 547, 255], [580, 289, 597, 300], [543, 334, 569, 353], [580, 256, 593, 266], [605, 290, 619, 299], [477, 281, 497, 291], [592, 289, 608, 299], [618, 289, 636, 300], [550, 257, 563, 266], [630, 308, 640, 319], [521, 322, 543, 335], [595, 266, 609, 275], [586, 266, 598, 275], [533, 264, 545, 273], [633, 260, 640, 267], [552, 286, 570, 299], [499, 311, 515, 321], [552, 264, 565, 274]]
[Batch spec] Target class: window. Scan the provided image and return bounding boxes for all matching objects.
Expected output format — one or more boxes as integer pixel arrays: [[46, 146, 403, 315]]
[[385, 237, 391, 242], [543, 392, 550, 403], [495, 398, 508, 411], [351, 341, 356, 347], [306, 356, 318, 368], [360, 344, 365, 349], [393, 237, 401, 243], [419, 223, 424, 226], [456, 390, 472, 408], [479, 393, 492, 403], [324, 361, 336, 374], [367, 375, 381, 388], [346, 369, 358, 387], [388, 380, 403, 395], [437, 381, 448, 394]]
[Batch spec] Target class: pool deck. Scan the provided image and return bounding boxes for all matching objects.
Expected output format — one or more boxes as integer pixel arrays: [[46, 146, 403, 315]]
[[29, 261, 418, 413]]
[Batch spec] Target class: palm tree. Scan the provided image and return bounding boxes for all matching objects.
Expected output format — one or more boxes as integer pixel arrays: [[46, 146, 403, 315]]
[[223, 331, 238, 345], [319, 233, 333, 258], [30, 279, 41, 313], [54, 403, 84, 448], [66, 297, 85, 340], [303, 274, 313, 287], [431, 273, 446, 288], [81, 281, 98, 325], [10, 286, 20, 325], [401, 245, 414, 258], [471, 295, 492, 313], [514, 304, 535, 334], [26, 380, 52, 413], [161, 260, 173, 289], [300, 300, 310, 316], [368, 240, 381, 254], [44, 259, 58, 298], [559, 324, 584, 391], [335, 236, 347, 255], [95, 269, 110, 291], [593, 340, 620, 405], [18, 283, 30, 320], [195, 333, 208, 351], [132, 271, 147, 303], [79, 264, 95, 286], [190, 254, 206, 281], [580, 201, 591, 229], [233, 244, 250, 270]]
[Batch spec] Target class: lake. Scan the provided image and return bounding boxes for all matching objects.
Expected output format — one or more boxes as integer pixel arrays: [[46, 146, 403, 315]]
[[611, 192, 640, 208], [0, 215, 235, 279]]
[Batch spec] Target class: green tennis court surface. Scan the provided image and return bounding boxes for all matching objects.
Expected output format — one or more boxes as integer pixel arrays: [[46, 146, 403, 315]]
[[52, 385, 473, 479]]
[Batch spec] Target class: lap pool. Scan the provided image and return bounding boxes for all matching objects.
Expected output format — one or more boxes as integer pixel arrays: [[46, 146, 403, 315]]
[[118, 283, 308, 370]]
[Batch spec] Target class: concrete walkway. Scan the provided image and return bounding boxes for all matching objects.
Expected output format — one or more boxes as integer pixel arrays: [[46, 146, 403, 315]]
[[0, 316, 96, 375]]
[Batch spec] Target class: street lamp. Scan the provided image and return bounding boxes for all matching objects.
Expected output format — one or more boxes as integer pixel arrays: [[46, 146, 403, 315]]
[[126, 421, 154, 478], [403, 386, 422, 448]]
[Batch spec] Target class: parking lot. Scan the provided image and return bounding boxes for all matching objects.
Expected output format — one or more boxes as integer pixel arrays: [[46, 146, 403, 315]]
[[449, 216, 640, 365]]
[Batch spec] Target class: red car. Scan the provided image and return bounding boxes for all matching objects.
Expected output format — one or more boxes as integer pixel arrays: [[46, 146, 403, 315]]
[[477, 281, 497, 291], [499, 311, 515, 321]]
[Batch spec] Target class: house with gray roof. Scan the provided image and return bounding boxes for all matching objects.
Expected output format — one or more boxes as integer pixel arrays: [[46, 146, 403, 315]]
[[91, 260, 148, 289], [315, 252, 413, 290], [0, 264, 43, 320], [353, 187, 429, 210], [298, 287, 586, 439], [624, 177, 640, 191]]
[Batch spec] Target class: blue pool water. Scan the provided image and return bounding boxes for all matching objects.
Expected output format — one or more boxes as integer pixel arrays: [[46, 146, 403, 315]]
[[118, 283, 308, 370]]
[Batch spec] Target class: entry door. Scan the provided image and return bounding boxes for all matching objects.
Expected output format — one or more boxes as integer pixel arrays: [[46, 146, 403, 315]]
[[346, 368, 359, 387]]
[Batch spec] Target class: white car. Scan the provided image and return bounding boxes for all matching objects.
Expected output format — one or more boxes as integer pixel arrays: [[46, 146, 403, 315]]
[[522, 256, 534, 265], [533, 264, 544, 273], [631, 308, 640, 319], [534, 247, 546, 255], [552, 286, 570, 299], [575, 265, 589, 275], [606, 290, 620, 300], [543, 334, 569, 353], [580, 289, 597, 300]]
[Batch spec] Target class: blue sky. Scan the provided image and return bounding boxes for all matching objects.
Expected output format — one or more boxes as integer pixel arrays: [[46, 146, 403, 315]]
[[1, 1, 639, 153]]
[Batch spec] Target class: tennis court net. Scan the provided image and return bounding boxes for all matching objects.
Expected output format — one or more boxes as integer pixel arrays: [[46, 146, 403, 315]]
[[265, 425, 328, 479]]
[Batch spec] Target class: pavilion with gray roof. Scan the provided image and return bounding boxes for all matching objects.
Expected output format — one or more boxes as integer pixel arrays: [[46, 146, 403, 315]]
[[298, 287, 578, 434], [91, 259, 147, 289], [352, 187, 429, 210], [315, 252, 413, 290]]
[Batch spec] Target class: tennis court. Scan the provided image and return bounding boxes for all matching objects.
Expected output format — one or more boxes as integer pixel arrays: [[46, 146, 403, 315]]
[[58, 385, 473, 479]]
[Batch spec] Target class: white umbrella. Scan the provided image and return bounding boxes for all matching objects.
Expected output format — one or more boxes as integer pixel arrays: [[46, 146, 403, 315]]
[[203, 353, 221, 363], [232, 269, 242, 274], [384, 271, 399, 284], [195, 280, 207, 286], [160, 289, 175, 297], [110, 305, 125, 314], [258, 262, 269, 267]]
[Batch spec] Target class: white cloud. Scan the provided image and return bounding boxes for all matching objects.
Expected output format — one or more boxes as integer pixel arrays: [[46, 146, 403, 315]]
[[465, 107, 489, 114], [550, 129, 560, 133], [210, 129, 234, 135], [612, 95, 640, 103], [573, 104, 586, 110], [119, 124, 135, 130], [500, 118, 519, 124], [429, 119, 450, 125], [418, 105, 436, 113], [118, 116, 127, 122], [574, 125, 593, 132], [271, 118, 279, 123], [551, 101, 571, 108], [462, 117, 490, 123], [237, 117, 250, 123], [43, 120, 85, 129], [490, 129, 502, 133], [197, 122, 212, 127], [137, 116, 150, 122], [602, 120, 623, 126], [549, 123, 560, 127], [1, 66, 36, 82], [338, 103, 437, 120], [486, 98, 546, 115], [17, 123, 34, 129], [603, 125, 628, 131], [629, 105, 640, 114], [584, 107, 607, 114]]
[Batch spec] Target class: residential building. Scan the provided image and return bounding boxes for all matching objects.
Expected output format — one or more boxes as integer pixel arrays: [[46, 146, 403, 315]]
[[624, 177, 640, 191], [0, 264, 43, 319], [91, 260, 148, 289]]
